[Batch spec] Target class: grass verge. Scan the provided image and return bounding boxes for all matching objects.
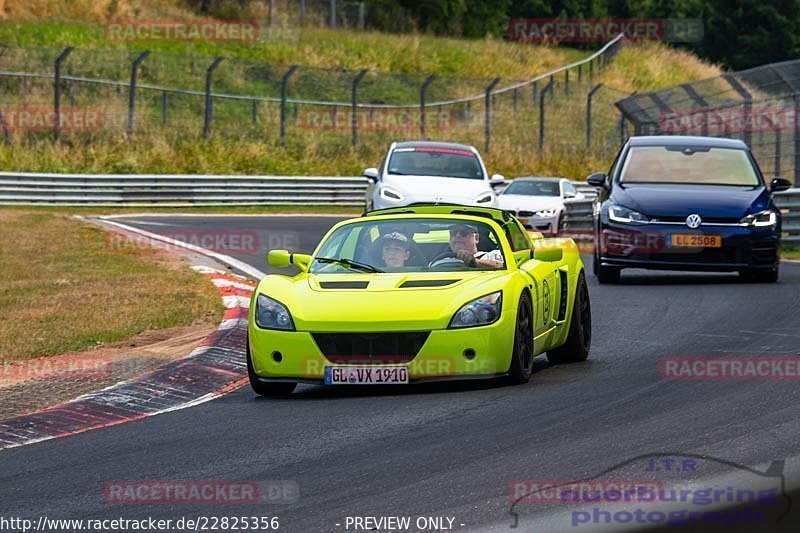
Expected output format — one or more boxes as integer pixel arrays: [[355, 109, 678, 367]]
[[783, 247, 800, 260], [0, 210, 223, 360]]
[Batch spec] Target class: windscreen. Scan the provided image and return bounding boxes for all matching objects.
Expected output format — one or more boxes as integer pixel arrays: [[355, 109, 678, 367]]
[[311, 218, 505, 273], [387, 147, 484, 179], [619, 146, 760, 186], [503, 180, 560, 196]]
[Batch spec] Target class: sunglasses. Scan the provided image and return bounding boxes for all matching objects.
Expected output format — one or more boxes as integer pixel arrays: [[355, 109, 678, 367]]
[[449, 229, 476, 238]]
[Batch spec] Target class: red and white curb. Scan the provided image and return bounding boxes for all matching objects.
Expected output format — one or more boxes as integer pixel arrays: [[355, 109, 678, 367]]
[[0, 235, 258, 450]]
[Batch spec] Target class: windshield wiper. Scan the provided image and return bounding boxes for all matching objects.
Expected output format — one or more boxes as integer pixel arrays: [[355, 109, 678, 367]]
[[314, 257, 383, 273]]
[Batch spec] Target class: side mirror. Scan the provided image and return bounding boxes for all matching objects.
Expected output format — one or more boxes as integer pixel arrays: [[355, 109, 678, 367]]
[[564, 190, 576, 199], [770, 177, 792, 192], [533, 246, 563, 262], [490, 174, 505, 184], [363, 168, 379, 182], [268, 250, 312, 271], [586, 172, 608, 188]]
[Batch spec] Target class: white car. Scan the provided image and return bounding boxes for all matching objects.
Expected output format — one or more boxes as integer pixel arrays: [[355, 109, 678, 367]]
[[363, 141, 504, 212], [496, 177, 584, 235]]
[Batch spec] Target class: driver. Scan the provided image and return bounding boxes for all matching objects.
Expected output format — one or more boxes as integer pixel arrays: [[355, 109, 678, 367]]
[[430, 223, 504, 269], [379, 232, 412, 269]]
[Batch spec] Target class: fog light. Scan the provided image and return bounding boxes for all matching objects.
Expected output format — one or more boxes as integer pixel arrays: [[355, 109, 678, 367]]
[[272, 351, 283, 362]]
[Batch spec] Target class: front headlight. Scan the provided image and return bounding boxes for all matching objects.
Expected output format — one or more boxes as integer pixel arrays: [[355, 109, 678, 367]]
[[449, 291, 502, 329], [475, 190, 494, 204], [740, 209, 777, 228], [255, 294, 294, 330], [608, 204, 649, 224], [535, 208, 558, 218], [380, 186, 404, 201]]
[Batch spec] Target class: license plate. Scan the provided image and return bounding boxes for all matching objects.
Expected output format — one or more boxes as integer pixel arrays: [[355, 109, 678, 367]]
[[324, 366, 409, 385], [670, 234, 722, 248]]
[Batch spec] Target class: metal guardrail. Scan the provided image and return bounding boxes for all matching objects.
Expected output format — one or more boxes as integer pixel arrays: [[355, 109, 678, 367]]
[[0, 172, 599, 207], [0, 172, 369, 206], [562, 188, 800, 245]]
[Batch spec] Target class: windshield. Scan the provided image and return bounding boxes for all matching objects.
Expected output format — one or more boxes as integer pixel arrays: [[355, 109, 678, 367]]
[[387, 147, 484, 179], [503, 180, 560, 196], [310, 218, 506, 273], [619, 146, 760, 186]]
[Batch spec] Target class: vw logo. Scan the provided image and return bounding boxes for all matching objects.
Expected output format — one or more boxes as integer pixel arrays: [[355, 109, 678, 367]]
[[686, 214, 702, 229]]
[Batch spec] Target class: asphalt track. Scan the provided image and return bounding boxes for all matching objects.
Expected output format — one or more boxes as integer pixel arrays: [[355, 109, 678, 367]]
[[2, 214, 800, 532]]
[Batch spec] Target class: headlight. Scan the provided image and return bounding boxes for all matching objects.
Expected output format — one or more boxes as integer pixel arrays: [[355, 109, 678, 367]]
[[535, 208, 558, 218], [740, 209, 777, 228], [255, 294, 294, 330], [608, 204, 649, 224], [475, 190, 494, 204], [380, 186, 404, 201], [449, 291, 502, 329]]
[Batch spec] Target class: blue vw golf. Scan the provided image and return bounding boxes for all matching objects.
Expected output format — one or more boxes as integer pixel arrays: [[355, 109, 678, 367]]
[[588, 136, 792, 283]]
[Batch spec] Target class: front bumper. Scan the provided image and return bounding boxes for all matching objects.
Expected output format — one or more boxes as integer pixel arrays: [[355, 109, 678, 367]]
[[597, 222, 780, 272], [517, 214, 560, 235], [248, 317, 516, 383]]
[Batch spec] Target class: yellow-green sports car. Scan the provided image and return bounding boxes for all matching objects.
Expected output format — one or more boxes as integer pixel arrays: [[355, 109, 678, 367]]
[[247, 204, 591, 395]]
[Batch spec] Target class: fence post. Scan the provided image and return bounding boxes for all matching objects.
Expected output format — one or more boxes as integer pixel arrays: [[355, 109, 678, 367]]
[[161, 91, 168, 124], [484, 77, 501, 154], [358, 2, 366, 30], [299, 0, 306, 26], [538, 79, 554, 154], [549, 74, 554, 101], [53, 46, 74, 139], [578, 64, 582, 82], [565, 70, 569, 96], [724, 74, 752, 147], [532, 80, 538, 105], [795, 93, 800, 183], [775, 117, 782, 177], [586, 83, 603, 148], [280, 65, 299, 148], [330, 0, 336, 28], [351, 69, 367, 147], [127, 50, 150, 136], [419, 74, 436, 139], [203, 57, 224, 139], [252, 100, 259, 125]]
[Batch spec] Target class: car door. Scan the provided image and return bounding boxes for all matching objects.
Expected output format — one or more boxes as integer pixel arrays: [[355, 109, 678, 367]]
[[506, 220, 559, 339]]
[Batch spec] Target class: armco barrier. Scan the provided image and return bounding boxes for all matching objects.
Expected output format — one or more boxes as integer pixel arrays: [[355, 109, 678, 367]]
[[0, 172, 369, 206], [0, 172, 594, 208], [562, 188, 800, 246]]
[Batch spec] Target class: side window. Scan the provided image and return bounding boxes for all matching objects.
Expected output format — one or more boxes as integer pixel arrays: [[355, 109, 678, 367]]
[[505, 221, 531, 252], [608, 146, 625, 182], [563, 182, 577, 197]]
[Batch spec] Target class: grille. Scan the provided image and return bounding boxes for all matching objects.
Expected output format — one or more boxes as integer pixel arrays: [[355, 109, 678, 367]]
[[312, 332, 430, 364], [399, 279, 459, 288], [319, 281, 369, 289]]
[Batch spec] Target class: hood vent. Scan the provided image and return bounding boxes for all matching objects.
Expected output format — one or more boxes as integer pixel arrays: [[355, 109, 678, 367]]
[[319, 281, 370, 289], [399, 279, 459, 288]]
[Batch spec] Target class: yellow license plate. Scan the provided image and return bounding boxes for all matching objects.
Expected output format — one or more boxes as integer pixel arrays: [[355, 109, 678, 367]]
[[671, 234, 722, 248]]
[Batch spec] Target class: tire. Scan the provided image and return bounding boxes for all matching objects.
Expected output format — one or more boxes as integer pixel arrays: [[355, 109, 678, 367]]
[[595, 261, 621, 284], [246, 339, 296, 397], [739, 268, 779, 283], [547, 270, 591, 364], [507, 291, 534, 385]]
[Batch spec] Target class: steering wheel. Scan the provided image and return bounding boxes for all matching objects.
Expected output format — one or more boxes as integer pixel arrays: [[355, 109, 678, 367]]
[[429, 251, 467, 268]]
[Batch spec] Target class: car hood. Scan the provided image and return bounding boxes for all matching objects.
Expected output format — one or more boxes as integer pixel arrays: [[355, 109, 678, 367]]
[[497, 195, 563, 212], [255, 270, 512, 331], [383, 175, 494, 204], [612, 183, 770, 219]]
